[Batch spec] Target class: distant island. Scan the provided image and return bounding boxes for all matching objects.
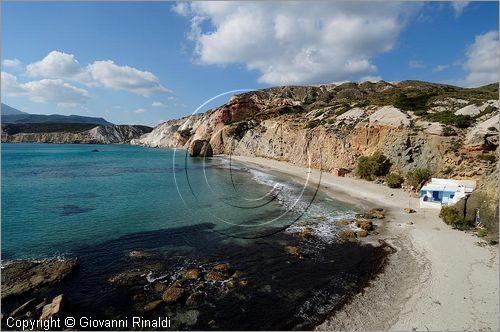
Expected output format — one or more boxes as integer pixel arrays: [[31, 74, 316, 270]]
[[1, 103, 152, 144]]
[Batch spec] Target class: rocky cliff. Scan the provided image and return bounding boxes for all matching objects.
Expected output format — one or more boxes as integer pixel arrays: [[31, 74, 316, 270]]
[[2, 124, 152, 144], [132, 80, 499, 228]]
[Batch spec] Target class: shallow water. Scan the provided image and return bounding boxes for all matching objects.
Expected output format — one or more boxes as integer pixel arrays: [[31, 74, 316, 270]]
[[1, 144, 385, 330]]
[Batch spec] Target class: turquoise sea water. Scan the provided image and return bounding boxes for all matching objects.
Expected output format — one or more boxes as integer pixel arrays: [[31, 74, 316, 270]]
[[1, 143, 356, 260], [1, 144, 388, 330]]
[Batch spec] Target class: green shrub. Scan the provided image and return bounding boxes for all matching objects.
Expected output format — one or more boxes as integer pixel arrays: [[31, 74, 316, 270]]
[[394, 92, 436, 113], [424, 111, 473, 128], [385, 173, 404, 188], [478, 154, 496, 163], [304, 120, 319, 129], [356, 153, 391, 180], [439, 206, 473, 229], [406, 168, 432, 189], [477, 228, 488, 238]]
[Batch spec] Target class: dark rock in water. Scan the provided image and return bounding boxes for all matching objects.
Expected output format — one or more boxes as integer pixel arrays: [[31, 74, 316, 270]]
[[91, 149, 99, 152], [212, 263, 230, 273], [59, 204, 94, 216], [298, 227, 315, 241], [356, 219, 373, 231], [40, 294, 66, 320], [9, 298, 37, 318], [188, 139, 213, 157], [142, 300, 162, 312], [205, 271, 227, 281], [185, 292, 200, 306], [181, 268, 201, 280], [108, 269, 147, 287], [284, 245, 303, 259], [1, 258, 78, 300], [128, 250, 152, 258], [162, 286, 184, 303]]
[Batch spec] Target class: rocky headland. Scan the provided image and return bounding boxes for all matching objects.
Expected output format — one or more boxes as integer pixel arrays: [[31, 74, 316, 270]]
[[1, 124, 152, 144]]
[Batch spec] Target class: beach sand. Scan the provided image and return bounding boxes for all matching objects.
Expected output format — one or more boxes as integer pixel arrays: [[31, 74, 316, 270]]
[[228, 155, 499, 331]]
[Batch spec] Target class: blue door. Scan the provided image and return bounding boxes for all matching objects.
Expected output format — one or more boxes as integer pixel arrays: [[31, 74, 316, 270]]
[[432, 191, 440, 202]]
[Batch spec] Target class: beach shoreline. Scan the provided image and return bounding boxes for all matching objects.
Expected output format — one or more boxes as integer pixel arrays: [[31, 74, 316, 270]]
[[225, 155, 499, 331]]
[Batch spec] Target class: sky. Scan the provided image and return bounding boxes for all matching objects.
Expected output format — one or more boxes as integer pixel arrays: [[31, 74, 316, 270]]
[[1, 1, 498, 126]]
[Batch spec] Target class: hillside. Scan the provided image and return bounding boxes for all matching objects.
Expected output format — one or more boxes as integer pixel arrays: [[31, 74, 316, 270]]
[[1, 103, 112, 126], [132, 80, 499, 230]]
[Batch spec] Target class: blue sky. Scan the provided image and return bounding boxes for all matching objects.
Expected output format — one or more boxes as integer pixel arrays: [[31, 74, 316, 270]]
[[1, 1, 498, 126]]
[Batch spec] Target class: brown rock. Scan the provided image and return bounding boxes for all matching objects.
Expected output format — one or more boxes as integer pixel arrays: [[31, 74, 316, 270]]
[[40, 295, 66, 320], [188, 139, 213, 157], [226, 280, 235, 288], [238, 279, 249, 287], [404, 208, 416, 213], [335, 219, 351, 226], [143, 300, 162, 312], [359, 220, 373, 231], [154, 283, 167, 293], [162, 286, 184, 303], [1, 259, 78, 300], [231, 270, 243, 279], [186, 293, 199, 306], [298, 227, 315, 241], [369, 208, 385, 219], [109, 270, 147, 287], [205, 271, 227, 281], [285, 245, 303, 258], [212, 263, 230, 273], [339, 230, 357, 239], [182, 269, 201, 280], [356, 230, 368, 238]]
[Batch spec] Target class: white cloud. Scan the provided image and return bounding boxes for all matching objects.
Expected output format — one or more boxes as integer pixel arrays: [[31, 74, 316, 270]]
[[1, 72, 27, 95], [1, 72, 89, 106], [433, 64, 449, 72], [152, 101, 165, 107], [451, 1, 470, 17], [2, 59, 22, 69], [463, 30, 499, 87], [26, 51, 90, 82], [87, 60, 169, 96], [24, 51, 169, 96], [174, 2, 419, 85], [408, 60, 425, 69], [134, 108, 146, 113]]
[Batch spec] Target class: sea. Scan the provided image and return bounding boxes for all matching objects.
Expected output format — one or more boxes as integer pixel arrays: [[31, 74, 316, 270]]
[[1, 143, 387, 330]]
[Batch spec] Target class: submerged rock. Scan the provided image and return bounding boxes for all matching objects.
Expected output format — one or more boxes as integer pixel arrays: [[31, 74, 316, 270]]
[[162, 286, 184, 303], [186, 293, 200, 306], [285, 245, 303, 259], [143, 300, 162, 312], [298, 227, 315, 241], [108, 269, 147, 287], [1, 258, 78, 299], [128, 250, 152, 258]]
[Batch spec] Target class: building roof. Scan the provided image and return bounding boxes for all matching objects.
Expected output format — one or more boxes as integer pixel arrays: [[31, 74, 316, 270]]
[[420, 178, 476, 193]]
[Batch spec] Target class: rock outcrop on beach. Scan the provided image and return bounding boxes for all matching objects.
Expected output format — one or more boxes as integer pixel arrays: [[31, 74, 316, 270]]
[[132, 80, 498, 227], [1, 258, 78, 299], [1, 124, 152, 144]]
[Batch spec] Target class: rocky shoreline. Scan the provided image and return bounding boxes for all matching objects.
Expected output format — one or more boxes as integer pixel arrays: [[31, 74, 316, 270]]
[[1, 205, 392, 330]]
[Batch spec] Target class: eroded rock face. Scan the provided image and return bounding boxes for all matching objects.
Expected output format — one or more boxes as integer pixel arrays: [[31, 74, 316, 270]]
[[40, 294, 66, 320], [1, 259, 78, 299], [188, 139, 213, 157]]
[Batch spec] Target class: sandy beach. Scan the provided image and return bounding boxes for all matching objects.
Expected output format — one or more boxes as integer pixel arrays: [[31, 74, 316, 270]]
[[229, 155, 499, 331]]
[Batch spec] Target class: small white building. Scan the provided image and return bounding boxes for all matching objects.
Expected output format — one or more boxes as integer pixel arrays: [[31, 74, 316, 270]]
[[419, 178, 476, 209]]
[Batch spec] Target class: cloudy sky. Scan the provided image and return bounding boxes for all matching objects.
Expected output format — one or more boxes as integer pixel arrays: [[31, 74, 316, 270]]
[[1, 1, 498, 126]]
